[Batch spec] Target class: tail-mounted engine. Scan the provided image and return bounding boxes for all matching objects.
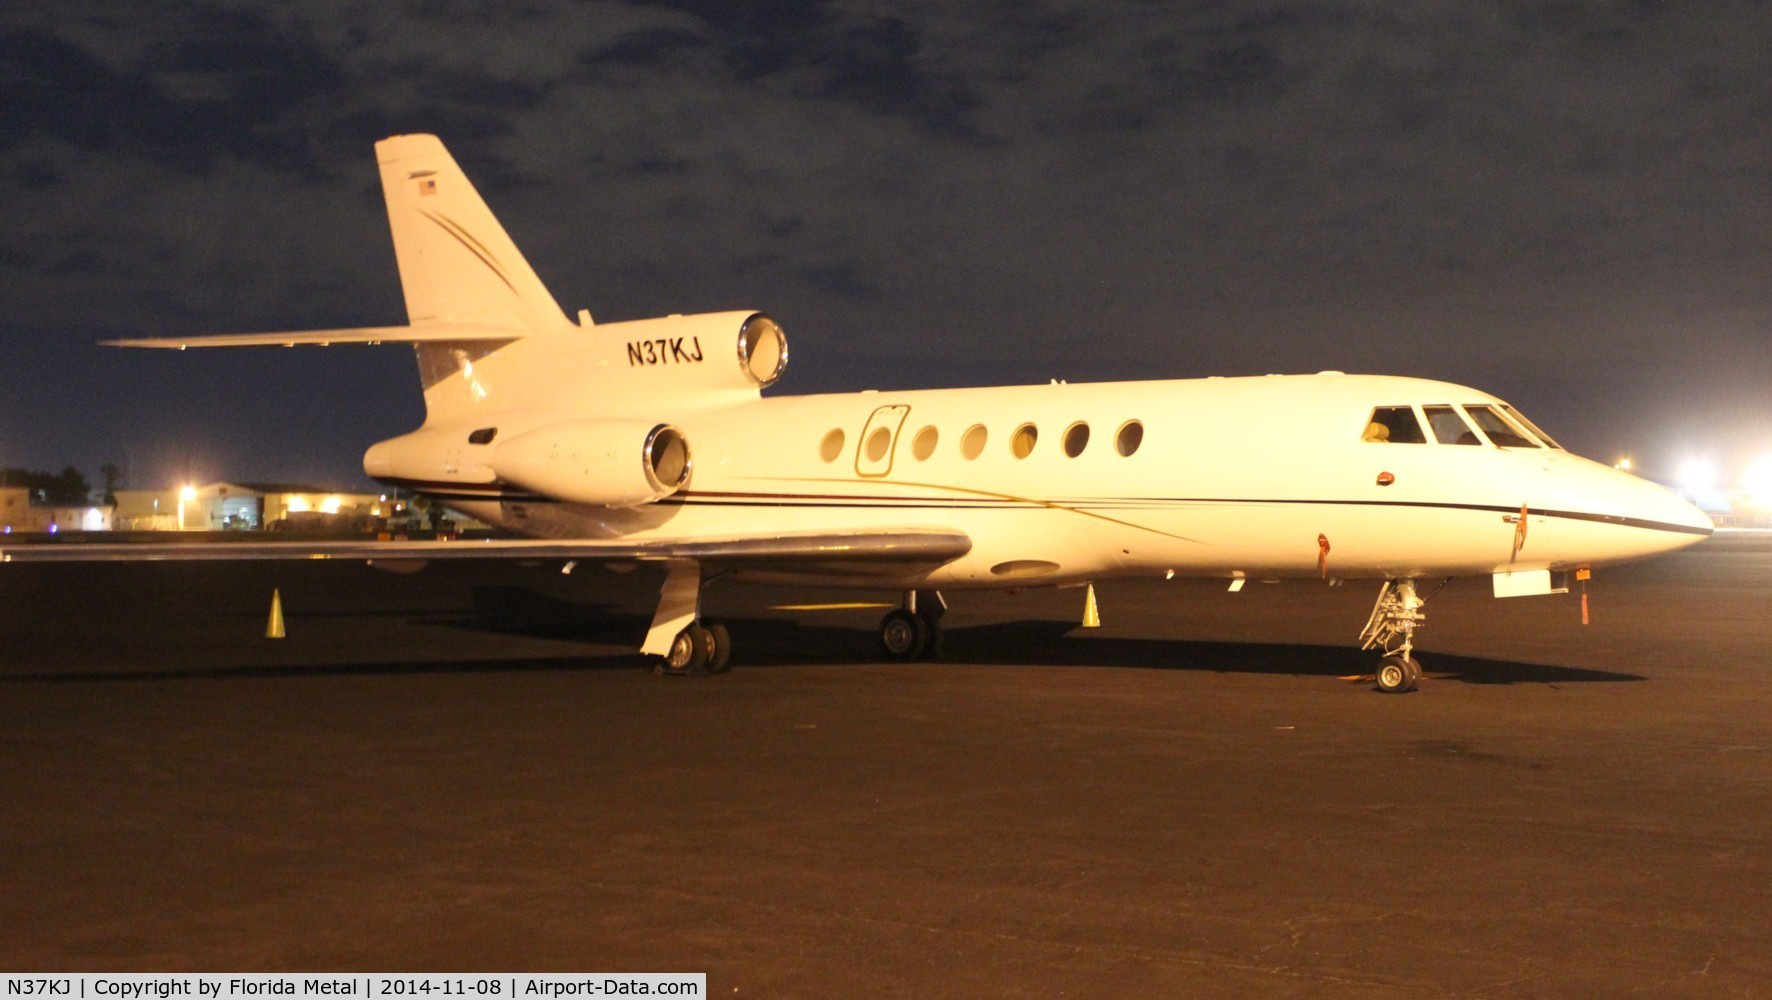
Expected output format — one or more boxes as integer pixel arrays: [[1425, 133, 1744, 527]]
[[735, 313, 788, 387], [595, 310, 788, 397], [492, 420, 691, 507]]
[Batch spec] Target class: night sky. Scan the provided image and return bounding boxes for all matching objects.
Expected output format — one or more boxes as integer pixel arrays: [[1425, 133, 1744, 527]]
[[5, 2, 1770, 492]]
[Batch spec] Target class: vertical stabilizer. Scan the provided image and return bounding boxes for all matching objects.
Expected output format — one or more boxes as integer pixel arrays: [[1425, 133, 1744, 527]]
[[375, 134, 569, 333]]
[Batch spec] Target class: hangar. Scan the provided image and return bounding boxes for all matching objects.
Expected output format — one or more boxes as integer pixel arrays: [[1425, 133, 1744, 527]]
[[111, 482, 389, 531]]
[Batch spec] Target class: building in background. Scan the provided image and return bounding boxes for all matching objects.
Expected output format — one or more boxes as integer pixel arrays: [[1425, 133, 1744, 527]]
[[112, 482, 393, 531], [0, 487, 113, 533]]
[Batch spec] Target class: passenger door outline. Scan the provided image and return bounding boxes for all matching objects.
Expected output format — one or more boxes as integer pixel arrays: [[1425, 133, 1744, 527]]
[[855, 405, 911, 478]]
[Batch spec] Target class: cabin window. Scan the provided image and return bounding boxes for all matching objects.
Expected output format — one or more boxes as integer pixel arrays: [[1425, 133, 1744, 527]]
[[961, 424, 988, 460], [1422, 406, 1481, 445], [1116, 420, 1144, 457], [865, 426, 893, 462], [1011, 423, 1039, 458], [1462, 404, 1541, 448], [1363, 407, 1425, 444], [1503, 405, 1563, 449], [467, 427, 498, 445], [1063, 422, 1090, 457], [912, 426, 939, 460], [819, 429, 845, 462]]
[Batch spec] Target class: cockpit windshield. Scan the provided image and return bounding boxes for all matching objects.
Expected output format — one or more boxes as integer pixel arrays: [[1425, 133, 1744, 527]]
[[1363, 403, 1566, 450], [1422, 406, 1480, 445], [1502, 405, 1563, 449], [1363, 406, 1426, 443], [1463, 405, 1541, 448]]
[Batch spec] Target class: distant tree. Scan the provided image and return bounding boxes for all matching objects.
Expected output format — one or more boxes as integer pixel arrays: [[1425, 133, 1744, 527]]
[[48, 467, 90, 505], [99, 463, 121, 505], [0, 466, 91, 505]]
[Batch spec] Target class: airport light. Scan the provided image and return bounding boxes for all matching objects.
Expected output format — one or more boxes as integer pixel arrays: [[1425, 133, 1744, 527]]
[[1613, 457, 1633, 472], [1677, 459, 1716, 495], [178, 484, 196, 530], [1744, 455, 1772, 507]]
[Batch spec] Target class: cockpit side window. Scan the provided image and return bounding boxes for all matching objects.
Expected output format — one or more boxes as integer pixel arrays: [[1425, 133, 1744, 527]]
[[1502, 405, 1563, 450], [1462, 404, 1541, 448], [1363, 406, 1426, 443], [1422, 405, 1481, 445]]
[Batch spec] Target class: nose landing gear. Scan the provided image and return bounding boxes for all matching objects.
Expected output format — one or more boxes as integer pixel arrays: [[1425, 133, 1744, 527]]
[[1360, 578, 1429, 693]]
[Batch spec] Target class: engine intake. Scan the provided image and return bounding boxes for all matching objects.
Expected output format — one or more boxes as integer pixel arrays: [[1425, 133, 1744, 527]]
[[737, 313, 788, 387], [492, 420, 691, 507]]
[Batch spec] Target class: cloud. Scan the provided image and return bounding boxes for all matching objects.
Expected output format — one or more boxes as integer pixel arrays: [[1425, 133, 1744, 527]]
[[2, 0, 1770, 482]]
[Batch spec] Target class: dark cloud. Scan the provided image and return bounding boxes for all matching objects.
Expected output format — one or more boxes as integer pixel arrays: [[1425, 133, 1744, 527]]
[[1, 9, 346, 177], [2, 1, 1771, 487]]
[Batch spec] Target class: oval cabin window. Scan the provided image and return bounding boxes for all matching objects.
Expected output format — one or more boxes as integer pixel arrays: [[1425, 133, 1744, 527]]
[[961, 424, 988, 460], [820, 429, 845, 462], [1011, 423, 1038, 458], [865, 426, 892, 462], [1115, 420, 1143, 457], [1063, 422, 1089, 457], [912, 426, 938, 460]]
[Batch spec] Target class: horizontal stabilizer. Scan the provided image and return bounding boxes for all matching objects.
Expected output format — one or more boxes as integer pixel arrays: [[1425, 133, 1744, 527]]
[[104, 324, 528, 349]]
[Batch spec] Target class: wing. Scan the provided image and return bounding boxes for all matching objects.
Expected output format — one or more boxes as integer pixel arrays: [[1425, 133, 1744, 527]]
[[0, 529, 971, 578], [103, 323, 526, 349]]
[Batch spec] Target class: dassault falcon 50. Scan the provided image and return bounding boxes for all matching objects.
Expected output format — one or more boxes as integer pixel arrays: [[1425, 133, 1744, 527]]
[[4, 134, 1712, 692]]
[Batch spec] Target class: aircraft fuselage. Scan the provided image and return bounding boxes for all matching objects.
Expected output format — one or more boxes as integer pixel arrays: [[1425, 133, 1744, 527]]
[[374, 371, 1709, 590]]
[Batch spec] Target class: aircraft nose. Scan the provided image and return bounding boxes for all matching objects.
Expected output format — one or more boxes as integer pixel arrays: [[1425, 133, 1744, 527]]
[[1600, 465, 1713, 556], [1653, 485, 1714, 535]]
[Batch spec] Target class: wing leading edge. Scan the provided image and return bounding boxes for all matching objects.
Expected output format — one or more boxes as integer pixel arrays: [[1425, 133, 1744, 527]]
[[0, 529, 972, 576]]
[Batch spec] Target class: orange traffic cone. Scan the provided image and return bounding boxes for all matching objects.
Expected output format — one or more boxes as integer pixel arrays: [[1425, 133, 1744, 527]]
[[266, 588, 286, 639]]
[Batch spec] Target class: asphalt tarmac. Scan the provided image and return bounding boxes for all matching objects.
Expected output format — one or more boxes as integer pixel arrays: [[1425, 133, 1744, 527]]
[[2, 539, 1769, 996]]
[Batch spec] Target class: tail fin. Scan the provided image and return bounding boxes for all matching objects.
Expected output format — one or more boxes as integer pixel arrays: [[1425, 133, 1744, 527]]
[[375, 134, 569, 333], [109, 137, 569, 432]]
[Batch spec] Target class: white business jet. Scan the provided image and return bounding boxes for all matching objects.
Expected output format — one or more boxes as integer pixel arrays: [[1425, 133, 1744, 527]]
[[5, 135, 1712, 692]]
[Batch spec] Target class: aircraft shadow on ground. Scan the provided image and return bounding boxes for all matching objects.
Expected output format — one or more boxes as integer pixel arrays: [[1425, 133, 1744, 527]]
[[730, 618, 1645, 685], [437, 589, 1644, 686], [6, 592, 1643, 685]]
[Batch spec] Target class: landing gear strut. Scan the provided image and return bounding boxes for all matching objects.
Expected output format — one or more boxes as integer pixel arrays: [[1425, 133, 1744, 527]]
[[1360, 578, 1427, 694], [880, 590, 945, 661], [644, 562, 733, 675]]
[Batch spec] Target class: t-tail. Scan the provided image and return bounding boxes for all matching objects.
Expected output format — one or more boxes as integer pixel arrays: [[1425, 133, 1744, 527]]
[[106, 133, 569, 428], [109, 134, 791, 504]]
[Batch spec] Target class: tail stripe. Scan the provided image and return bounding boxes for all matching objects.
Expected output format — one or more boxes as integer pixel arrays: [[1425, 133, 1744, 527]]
[[419, 210, 518, 295]]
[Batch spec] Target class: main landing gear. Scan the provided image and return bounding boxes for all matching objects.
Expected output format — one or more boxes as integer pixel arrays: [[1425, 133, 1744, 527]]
[[658, 621, 733, 675], [879, 590, 946, 661], [1359, 578, 1429, 694], [644, 562, 733, 675]]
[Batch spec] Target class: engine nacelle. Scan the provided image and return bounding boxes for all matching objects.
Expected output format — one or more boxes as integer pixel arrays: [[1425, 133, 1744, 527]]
[[595, 311, 788, 395], [734, 312, 788, 388], [492, 420, 691, 507]]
